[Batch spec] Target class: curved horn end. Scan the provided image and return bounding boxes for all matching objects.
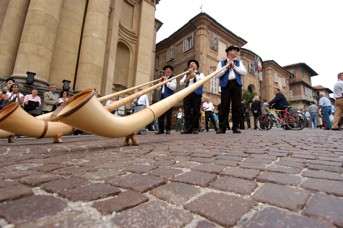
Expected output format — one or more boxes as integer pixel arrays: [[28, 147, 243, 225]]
[[0, 103, 19, 122], [55, 89, 95, 120]]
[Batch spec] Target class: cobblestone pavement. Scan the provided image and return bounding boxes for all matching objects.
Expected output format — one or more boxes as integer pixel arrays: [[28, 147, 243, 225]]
[[0, 129, 342, 228]]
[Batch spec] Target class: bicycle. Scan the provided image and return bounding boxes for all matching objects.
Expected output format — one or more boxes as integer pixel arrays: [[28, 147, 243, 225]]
[[258, 107, 306, 130]]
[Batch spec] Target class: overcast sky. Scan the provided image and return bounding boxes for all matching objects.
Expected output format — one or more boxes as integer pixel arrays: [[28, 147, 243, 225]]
[[156, 0, 342, 90]]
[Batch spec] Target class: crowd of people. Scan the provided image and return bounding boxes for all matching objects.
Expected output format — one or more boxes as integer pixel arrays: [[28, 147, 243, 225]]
[[124, 46, 343, 134], [0, 78, 71, 116], [0, 46, 342, 145]]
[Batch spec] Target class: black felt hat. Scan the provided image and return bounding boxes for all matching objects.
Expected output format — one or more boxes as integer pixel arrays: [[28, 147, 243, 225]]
[[225, 45, 240, 53], [187, 59, 199, 68], [163, 65, 174, 71]]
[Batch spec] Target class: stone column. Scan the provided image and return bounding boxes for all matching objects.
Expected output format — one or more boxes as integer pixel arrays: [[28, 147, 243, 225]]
[[74, 0, 111, 93], [101, 0, 121, 95], [0, 0, 29, 77], [49, 0, 87, 87], [134, 0, 155, 85], [0, 0, 10, 30], [13, 0, 64, 81]]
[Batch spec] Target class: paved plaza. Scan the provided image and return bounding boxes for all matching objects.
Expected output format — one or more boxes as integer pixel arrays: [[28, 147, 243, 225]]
[[0, 129, 343, 227]]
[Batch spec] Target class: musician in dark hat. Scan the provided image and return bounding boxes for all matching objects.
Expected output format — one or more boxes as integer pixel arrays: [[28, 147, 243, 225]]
[[156, 65, 177, 134], [180, 59, 205, 134], [216, 45, 247, 134]]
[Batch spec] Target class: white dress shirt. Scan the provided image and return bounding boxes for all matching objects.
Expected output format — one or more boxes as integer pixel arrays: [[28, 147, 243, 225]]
[[24, 94, 41, 105], [180, 72, 205, 86], [333, 80, 343, 99], [161, 77, 177, 94], [136, 94, 149, 106], [319, 96, 331, 107], [6, 92, 24, 103], [216, 58, 247, 80], [203, 101, 214, 112]]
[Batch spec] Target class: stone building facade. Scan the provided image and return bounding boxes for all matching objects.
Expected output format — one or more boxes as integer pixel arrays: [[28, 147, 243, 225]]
[[240, 48, 263, 98], [284, 63, 318, 109], [261, 60, 293, 102], [0, 0, 159, 95], [155, 13, 247, 106]]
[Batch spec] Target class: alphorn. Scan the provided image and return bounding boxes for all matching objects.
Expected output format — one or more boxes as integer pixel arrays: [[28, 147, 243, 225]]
[[53, 65, 228, 137], [0, 70, 188, 140]]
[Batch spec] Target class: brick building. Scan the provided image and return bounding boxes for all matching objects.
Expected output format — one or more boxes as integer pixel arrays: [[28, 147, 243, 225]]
[[261, 60, 293, 102], [284, 63, 318, 109]]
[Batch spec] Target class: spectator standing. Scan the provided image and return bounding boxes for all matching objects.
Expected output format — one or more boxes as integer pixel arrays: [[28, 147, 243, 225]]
[[308, 103, 319, 128], [332, 72, 343, 130], [42, 85, 59, 113], [251, 96, 262, 129], [6, 84, 24, 105], [175, 107, 184, 132], [0, 90, 6, 109], [202, 99, 218, 132], [23, 89, 42, 116], [318, 92, 332, 130]]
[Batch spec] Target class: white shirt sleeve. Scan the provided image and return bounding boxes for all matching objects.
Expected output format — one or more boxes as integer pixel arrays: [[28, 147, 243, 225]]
[[216, 61, 226, 78], [180, 75, 187, 86], [144, 95, 149, 107], [198, 73, 205, 80], [166, 79, 177, 91], [233, 60, 247, 76]]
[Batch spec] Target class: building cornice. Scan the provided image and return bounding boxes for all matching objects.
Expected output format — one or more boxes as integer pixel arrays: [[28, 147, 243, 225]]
[[263, 60, 293, 78], [283, 62, 318, 77], [156, 12, 247, 50]]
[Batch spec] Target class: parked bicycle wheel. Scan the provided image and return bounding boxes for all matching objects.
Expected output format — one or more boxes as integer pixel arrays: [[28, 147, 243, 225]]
[[285, 110, 305, 130], [258, 114, 273, 130]]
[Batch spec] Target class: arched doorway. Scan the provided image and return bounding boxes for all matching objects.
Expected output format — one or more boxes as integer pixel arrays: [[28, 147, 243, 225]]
[[248, 84, 255, 93], [113, 42, 131, 89]]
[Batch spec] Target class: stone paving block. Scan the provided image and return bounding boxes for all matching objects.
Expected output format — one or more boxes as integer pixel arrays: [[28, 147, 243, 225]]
[[302, 170, 343, 181], [210, 176, 257, 195], [264, 165, 302, 174], [239, 162, 267, 170], [303, 193, 343, 227], [19, 173, 62, 186], [307, 164, 343, 173], [307, 159, 342, 167], [190, 157, 215, 163], [173, 171, 216, 187], [108, 173, 165, 192], [301, 178, 343, 196], [151, 182, 201, 205], [195, 220, 217, 228], [252, 183, 309, 211], [0, 195, 66, 224], [124, 164, 157, 174], [257, 172, 302, 186], [149, 167, 183, 179], [213, 159, 238, 167], [31, 164, 66, 173], [60, 183, 121, 201], [0, 184, 33, 202], [216, 155, 244, 162], [19, 210, 110, 228], [221, 167, 260, 180], [243, 207, 334, 228], [41, 177, 89, 195], [94, 190, 148, 215], [0, 179, 18, 188], [192, 164, 226, 174], [112, 200, 192, 228], [276, 160, 306, 169], [172, 161, 200, 168], [185, 192, 255, 227]]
